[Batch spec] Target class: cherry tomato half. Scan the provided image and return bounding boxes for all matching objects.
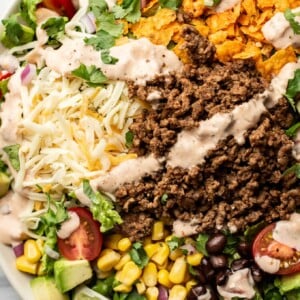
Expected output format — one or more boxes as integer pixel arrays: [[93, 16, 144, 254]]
[[41, 0, 76, 19], [58, 207, 103, 261], [252, 223, 300, 275], [0, 71, 12, 81]]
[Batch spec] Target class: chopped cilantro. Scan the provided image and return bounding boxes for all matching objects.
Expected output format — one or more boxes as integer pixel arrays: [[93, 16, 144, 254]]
[[72, 64, 107, 86], [195, 233, 209, 256], [3, 144, 20, 171], [113, 0, 141, 23], [129, 242, 149, 268], [96, 12, 123, 37], [285, 69, 300, 111], [125, 131, 134, 148], [204, 0, 221, 6], [88, 0, 109, 17], [283, 163, 300, 179], [101, 50, 119, 64], [284, 9, 300, 35], [160, 193, 168, 205], [41, 17, 68, 47], [286, 122, 300, 138], [159, 0, 182, 9], [167, 236, 185, 251], [85, 30, 116, 50]]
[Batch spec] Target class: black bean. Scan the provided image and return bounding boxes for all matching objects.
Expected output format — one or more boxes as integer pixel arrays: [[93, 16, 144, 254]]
[[209, 254, 228, 269], [187, 285, 207, 300], [199, 257, 215, 280], [250, 264, 263, 283], [215, 269, 230, 286], [237, 241, 251, 257], [206, 233, 227, 254], [196, 269, 207, 285], [231, 258, 250, 271]]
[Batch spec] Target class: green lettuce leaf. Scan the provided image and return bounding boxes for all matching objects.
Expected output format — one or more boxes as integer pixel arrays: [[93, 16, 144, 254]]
[[82, 179, 123, 232], [195, 233, 209, 256], [159, 0, 182, 9], [3, 144, 20, 171], [19, 0, 42, 28], [284, 9, 300, 35], [286, 122, 300, 138]]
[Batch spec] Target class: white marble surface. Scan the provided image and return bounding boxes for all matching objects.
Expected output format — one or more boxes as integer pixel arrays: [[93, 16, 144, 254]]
[[0, 267, 21, 299]]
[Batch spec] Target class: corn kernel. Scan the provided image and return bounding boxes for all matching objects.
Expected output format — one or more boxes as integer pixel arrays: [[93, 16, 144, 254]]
[[118, 261, 142, 286], [16, 255, 38, 275], [187, 252, 203, 266], [186, 279, 197, 292], [145, 286, 159, 300], [117, 238, 132, 252], [169, 256, 187, 284], [34, 201, 44, 211], [136, 279, 146, 295], [115, 253, 131, 271], [97, 249, 121, 272], [169, 248, 183, 261], [113, 283, 132, 293], [157, 269, 173, 288], [151, 243, 169, 266], [104, 234, 123, 250], [142, 262, 158, 287], [143, 237, 153, 245], [169, 285, 187, 300], [35, 239, 44, 253], [24, 239, 42, 263], [156, 258, 169, 270], [96, 269, 113, 279], [151, 221, 164, 241], [144, 243, 160, 258]]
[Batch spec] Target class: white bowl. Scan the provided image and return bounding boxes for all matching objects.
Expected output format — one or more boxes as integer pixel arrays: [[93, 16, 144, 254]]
[[0, 3, 34, 300]]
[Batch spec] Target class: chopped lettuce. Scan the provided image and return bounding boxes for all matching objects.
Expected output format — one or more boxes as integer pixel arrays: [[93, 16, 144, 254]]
[[19, 0, 42, 28], [3, 144, 20, 171], [286, 122, 300, 138], [159, 0, 182, 9], [284, 9, 300, 35], [204, 0, 221, 7], [285, 69, 300, 111], [82, 179, 123, 232]]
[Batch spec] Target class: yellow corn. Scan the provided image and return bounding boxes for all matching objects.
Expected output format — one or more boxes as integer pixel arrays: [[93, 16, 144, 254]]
[[143, 237, 153, 246], [145, 287, 159, 300], [97, 249, 121, 272], [136, 280, 146, 295], [104, 234, 122, 250], [35, 239, 44, 253], [186, 279, 198, 292], [151, 221, 164, 241], [151, 242, 170, 266], [157, 269, 173, 288], [144, 243, 160, 258], [16, 255, 38, 275], [34, 201, 44, 211], [169, 256, 187, 284], [142, 262, 158, 287], [114, 253, 131, 271], [156, 258, 169, 270], [169, 285, 187, 300], [187, 252, 203, 266], [169, 248, 184, 261], [117, 238, 132, 252], [113, 283, 132, 293], [24, 239, 42, 263], [96, 269, 113, 279], [117, 261, 142, 286]]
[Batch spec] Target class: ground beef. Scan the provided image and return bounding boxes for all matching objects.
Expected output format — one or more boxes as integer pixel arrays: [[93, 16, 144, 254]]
[[115, 27, 299, 240]]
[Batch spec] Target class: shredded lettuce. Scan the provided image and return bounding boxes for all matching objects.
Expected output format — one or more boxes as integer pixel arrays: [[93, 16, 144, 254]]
[[82, 179, 123, 232]]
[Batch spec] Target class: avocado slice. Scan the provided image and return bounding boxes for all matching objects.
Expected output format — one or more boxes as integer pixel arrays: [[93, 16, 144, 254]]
[[73, 285, 110, 300], [30, 276, 69, 300], [54, 259, 93, 293], [0, 172, 10, 197], [275, 272, 300, 294]]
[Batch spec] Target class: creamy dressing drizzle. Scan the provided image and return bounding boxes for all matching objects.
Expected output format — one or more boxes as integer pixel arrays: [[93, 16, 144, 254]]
[[254, 255, 280, 274], [262, 7, 300, 49], [57, 211, 80, 239], [215, 0, 241, 13]]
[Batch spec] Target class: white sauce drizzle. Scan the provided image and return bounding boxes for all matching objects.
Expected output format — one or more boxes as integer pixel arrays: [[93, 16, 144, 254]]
[[215, 0, 241, 13], [262, 7, 300, 49], [254, 255, 281, 274], [172, 218, 199, 237], [57, 211, 80, 239]]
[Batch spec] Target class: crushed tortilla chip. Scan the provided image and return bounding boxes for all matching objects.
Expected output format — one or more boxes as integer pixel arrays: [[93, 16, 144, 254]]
[[182, 0, 206, 18], [242, 0, 257, 17], [216, 40, 244, 62], [233, 42, 261, 59], [191, 19, 209, 37], [208, 31, 228, 45]]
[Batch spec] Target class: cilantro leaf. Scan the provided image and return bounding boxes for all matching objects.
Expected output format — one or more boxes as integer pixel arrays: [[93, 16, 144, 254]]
[[83, 179, 123, 232], [3, 144, 20, 171], [160, 193, 168, 205], [125, 131, 134, 148], [101, 50, 118, 64], [283, 163, 300, 179], [85, 30, 116, 50], [41, 17, 68, 47], [286, 122, 300, 137], [19, 0, 42, 28], [167, 236, 184, 251], [72, 64, 107, 86], [285, 69, 300, 111], [195, 233, 209, 256], [204, 0, 221, 6], [159, 0, 182, 10], [88, 0, 109, 18], [129, 242, 149, 268], [1, 15, 35, 48], [113, 0, 141, 23], [96, 12, 123, 37], [244, 221, 266, 243], [284, 9, 300, 35]]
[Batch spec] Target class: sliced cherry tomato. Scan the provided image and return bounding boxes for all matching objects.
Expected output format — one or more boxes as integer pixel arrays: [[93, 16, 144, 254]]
[[41, 0, 76, 19], [0, 71, 12, 81], [58, 207, 103, 261], [252, 223, 300, 275]]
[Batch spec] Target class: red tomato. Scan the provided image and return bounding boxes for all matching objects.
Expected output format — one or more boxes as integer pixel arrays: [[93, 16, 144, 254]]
[[58, 207, 103, 261], [0, 71, 12, 81], [252, 223, 300, 275], [41, 0, 76, 19]]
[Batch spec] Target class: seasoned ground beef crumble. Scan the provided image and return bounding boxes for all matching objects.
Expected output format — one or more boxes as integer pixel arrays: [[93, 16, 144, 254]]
[[114, 26, 300, 241]]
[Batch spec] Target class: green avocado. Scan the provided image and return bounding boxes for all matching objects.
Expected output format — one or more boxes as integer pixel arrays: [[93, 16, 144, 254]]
[[0, 172, 10, 197], [275, 272, 300, 294], [54, 259, 93, 293], [73, 285, 110, 300], [30, 276, 69, 300]]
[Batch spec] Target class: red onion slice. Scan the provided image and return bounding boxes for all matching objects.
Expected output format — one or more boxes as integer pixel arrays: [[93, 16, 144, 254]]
[[21, 64, 36, 86], [158, 285, 169, 300], [12, 242, 24, 257], [81, 12, 97, 34]]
